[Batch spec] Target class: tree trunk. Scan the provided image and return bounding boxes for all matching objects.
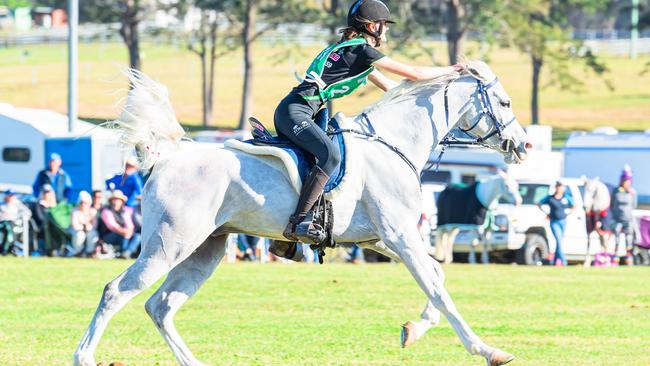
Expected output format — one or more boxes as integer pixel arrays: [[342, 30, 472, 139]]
[[238, 0, 256, 130], [206, 17, 218, 127], [445, 0, 464, 65], [200, 49, 209, 126], [119, 0, 141, 71], [531, 55, 543, 125]]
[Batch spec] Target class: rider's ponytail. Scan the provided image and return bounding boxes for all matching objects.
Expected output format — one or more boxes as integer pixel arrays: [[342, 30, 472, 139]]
[[339, 26, 361, 41]]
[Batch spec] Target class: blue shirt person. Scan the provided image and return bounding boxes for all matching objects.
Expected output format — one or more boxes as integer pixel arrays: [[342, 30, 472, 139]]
[[538, 181, 574, 266], [33, 153, 73, 202], [105, 157, 144, 207]]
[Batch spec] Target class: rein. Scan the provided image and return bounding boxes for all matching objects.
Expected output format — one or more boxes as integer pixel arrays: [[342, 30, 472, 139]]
[[328, 113, 420, 180]]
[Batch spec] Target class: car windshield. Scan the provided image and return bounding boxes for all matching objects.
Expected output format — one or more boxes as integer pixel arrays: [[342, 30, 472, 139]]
[[499, 183, 550, 205]]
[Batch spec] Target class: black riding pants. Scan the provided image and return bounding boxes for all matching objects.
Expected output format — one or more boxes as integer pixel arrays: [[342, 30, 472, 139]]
[[273, 93, 341, 176]]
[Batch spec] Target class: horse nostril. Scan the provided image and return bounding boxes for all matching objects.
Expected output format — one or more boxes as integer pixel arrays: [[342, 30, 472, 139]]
[[524, 142, 533, 151]]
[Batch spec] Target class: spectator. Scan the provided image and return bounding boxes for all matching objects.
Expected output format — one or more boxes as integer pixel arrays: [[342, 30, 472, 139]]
[[346, 244, 363, 264], [129, 198, 143, 258], [105, 157, 144, 207], [99, 190, 139, 258], [32, 185, 56, 254], [538, 181, 574, 266], [91, 190, 104, 212], [237, 234, 258, 261], [0, 189, 32, 255], [68, 191, 98, 257], [33, 153, 73, 203], [611, 166, 637, 264]]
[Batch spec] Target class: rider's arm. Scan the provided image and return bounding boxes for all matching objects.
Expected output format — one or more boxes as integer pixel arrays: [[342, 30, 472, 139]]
[[368, 69, 399, 91], [373, 57, 465, 81]]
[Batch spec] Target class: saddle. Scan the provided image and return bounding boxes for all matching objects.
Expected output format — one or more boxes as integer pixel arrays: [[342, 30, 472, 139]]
[[224, 109, 345, 261]]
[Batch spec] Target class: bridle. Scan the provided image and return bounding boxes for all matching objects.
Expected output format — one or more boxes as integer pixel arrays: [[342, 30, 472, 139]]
[[441, 77, 517, 150], [328, 75, 518, 181], [432, 76, 518, 171]]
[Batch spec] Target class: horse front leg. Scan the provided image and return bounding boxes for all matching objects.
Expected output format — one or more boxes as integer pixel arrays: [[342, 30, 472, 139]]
[[358, 241, 442, 348], [381, 226, 514, 365]]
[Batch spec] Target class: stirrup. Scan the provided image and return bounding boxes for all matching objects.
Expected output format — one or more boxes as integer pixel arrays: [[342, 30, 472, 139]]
[[293, 211, 327, 245]]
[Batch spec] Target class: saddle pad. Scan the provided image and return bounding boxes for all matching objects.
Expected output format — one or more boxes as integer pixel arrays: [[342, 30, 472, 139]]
[[224, 115, 346, 194]]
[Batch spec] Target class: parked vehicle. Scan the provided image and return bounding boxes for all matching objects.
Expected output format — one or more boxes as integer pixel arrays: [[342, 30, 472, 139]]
[[440, 178, 590, 265]]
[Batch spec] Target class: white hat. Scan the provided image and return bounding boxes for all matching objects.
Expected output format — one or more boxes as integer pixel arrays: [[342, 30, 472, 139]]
[[78, 190, 92, 204]]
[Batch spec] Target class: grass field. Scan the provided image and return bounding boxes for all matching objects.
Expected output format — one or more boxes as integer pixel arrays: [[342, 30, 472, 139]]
[[1, 258, 649, 365], [0, 41, 649, 133]]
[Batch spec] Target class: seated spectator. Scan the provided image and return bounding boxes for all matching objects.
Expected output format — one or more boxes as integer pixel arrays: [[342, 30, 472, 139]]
[[67, 191, 98, 257], [105, 157, 144, 207], [0, 189, 32, 255], [128, 198, 143, 258], [91, 190, 104, 212], [99, 190, 139, 258], [31, 185, 60, 255], [33, 153, 73, 203], [35, 185, 74, 256]]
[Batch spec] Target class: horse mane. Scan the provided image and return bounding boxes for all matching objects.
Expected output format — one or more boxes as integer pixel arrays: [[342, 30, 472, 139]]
[[362, 60, 495, 114]]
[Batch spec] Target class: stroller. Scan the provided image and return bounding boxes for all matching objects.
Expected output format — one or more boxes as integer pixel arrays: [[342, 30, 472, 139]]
[[634, 216, 650, 265]]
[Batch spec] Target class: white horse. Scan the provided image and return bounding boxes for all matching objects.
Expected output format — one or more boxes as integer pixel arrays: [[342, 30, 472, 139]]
[[433, 171, 522, 265], [74, 61, 530, 366], [582, 176, 612, 265]]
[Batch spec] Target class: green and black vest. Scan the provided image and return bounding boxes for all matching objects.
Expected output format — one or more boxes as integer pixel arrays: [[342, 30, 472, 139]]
[[302, 38, 375, 103]]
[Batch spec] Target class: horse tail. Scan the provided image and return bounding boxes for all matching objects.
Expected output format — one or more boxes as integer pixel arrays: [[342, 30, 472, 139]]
[[114, 69, 185, 170]]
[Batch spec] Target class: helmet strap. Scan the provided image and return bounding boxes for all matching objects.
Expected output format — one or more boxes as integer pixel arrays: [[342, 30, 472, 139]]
[[358, 22, 383, 47]]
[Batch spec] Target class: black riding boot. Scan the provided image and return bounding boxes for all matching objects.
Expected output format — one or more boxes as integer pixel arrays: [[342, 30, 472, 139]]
[[283, 165, 330, 242]]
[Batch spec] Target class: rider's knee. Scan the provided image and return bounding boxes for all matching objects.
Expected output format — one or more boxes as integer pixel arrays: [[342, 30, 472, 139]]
[[319, 145, 341, 175]]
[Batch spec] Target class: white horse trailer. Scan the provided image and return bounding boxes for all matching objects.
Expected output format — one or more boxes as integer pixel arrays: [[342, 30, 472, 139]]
[[564, 129, 650, 205], [0, 104, 124, 197]]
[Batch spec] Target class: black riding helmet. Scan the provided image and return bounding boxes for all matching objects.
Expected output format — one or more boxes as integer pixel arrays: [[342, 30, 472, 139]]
[[347, 0, 395, 46]]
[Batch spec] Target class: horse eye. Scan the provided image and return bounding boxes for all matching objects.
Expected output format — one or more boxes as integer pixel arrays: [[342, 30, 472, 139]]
[[500, 101, 511, 108]]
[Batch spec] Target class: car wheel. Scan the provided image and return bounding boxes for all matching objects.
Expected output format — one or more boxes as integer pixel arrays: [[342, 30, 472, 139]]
[[516, 233, 549, 266]]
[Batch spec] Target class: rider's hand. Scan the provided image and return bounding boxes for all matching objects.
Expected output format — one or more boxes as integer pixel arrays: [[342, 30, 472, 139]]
[[452, 61, 468, 73]]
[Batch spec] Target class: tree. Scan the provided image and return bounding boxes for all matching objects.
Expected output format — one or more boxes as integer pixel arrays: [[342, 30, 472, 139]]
[[504, 0, 611, 125], [442, 0, 508, 64], [234, 0, 318, 130], [77, 0, 147, 71]]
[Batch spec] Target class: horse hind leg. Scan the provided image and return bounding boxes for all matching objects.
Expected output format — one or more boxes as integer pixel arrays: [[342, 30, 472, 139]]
[[145, 234, 227, 366], [74, 229, 207, 366]]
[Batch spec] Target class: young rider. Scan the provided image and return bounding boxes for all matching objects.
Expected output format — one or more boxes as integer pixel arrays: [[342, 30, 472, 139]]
[[275, 0, 467, 244]]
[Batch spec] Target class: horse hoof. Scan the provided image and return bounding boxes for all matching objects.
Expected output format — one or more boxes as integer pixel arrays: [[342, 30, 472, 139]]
[[488, 349, 515, 366], [400, 321, 417, 348]]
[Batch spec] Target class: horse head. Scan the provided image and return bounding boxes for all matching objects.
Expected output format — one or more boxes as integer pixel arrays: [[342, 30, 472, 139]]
[[496, 170, 522, 206], [455, 61, 531, 165]]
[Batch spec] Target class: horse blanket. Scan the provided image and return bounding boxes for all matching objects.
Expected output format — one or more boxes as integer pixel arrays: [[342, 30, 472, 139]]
[[436, 183, 489, 228]]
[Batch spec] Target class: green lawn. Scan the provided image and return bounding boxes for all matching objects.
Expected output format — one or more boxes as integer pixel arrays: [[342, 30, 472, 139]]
[[1, 258, 649, 365], [0, 41, 649, 133]]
